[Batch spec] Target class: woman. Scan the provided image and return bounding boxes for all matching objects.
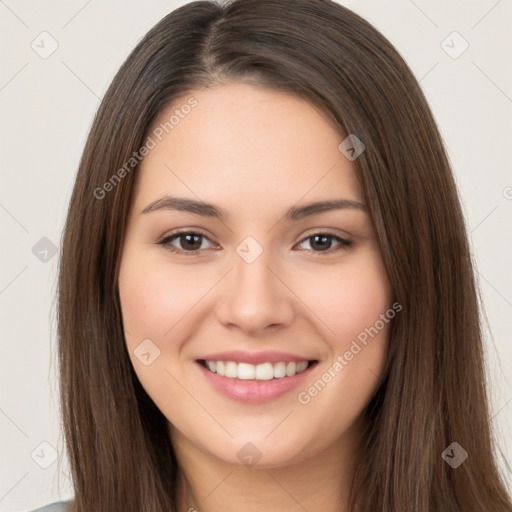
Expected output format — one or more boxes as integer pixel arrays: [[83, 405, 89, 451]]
[[32, 0, 512, 510]]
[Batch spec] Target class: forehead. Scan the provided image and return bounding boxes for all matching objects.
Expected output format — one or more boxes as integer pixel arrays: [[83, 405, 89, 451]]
[[133, 82, 363, 214]]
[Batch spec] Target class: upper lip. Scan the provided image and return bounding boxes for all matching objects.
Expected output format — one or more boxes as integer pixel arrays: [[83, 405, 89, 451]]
[[196, 350, 318, 365]]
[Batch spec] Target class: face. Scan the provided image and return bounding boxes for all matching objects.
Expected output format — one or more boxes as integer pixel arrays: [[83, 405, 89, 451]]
[[118, 82, 394, 469]]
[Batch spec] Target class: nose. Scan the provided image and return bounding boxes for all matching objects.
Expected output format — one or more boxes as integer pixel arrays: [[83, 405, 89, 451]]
[[215, 246, 295, 335]]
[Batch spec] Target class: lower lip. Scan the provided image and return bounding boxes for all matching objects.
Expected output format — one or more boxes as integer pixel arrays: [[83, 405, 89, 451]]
[[195, 360, 318, 404]]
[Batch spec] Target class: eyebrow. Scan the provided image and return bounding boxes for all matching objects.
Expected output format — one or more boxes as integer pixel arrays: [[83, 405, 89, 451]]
[[140, 195, 367, 221]]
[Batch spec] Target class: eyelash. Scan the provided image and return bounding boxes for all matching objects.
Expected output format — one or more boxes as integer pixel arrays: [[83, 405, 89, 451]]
[[156, 229, 353, 256]]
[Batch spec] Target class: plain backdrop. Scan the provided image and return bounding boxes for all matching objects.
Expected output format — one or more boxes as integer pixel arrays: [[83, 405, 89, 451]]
[[0, 0, 511, 510]]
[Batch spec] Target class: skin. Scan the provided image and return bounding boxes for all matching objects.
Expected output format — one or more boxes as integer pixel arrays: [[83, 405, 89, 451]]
[[118, 82, 394, 512]]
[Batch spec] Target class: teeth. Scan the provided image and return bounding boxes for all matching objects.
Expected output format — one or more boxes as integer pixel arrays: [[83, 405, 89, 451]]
[[203, 360, 310, 380]]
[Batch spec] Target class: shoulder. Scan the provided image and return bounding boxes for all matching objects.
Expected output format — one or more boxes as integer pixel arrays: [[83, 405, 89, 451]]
[[26, 501, 71, 512]]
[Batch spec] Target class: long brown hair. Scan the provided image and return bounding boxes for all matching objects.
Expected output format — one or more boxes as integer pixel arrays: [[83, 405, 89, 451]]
[[56, 0, 512, 510]]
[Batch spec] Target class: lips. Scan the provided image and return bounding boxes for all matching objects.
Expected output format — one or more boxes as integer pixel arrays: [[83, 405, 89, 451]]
[[194, 350, 320, 403]]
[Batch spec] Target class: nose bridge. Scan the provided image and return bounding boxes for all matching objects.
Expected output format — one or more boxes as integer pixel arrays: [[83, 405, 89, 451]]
[[235, 242, 274, 293]]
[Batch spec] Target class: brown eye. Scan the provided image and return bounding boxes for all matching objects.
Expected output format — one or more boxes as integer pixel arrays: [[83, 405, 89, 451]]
[[157, 231, 215, 255], [297, 233, 352, 253]]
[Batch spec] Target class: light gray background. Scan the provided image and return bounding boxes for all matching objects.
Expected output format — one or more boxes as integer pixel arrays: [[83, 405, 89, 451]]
[[0, 0, 511, 510]]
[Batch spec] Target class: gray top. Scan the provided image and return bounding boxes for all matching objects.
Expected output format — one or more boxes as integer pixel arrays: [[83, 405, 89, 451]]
[[27, 501, 71, 512]]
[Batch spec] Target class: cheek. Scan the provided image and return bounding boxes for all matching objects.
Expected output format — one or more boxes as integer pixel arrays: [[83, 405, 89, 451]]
[[299, 251, 393, 351], [118, 252, 204, 408], [292, 253, 393, 430], [119, 253, 210, 346]]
